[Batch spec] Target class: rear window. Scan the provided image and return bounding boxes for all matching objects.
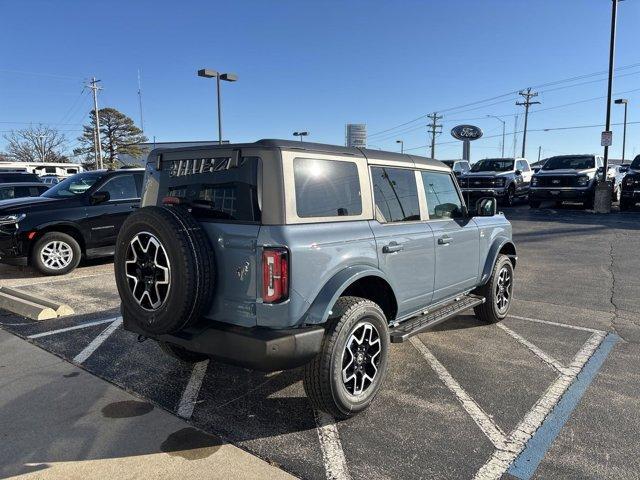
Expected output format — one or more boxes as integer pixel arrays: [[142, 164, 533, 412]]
[[0, 173, 40, 183], [166, 156, 261, 223], [293, 158, 362, 218]]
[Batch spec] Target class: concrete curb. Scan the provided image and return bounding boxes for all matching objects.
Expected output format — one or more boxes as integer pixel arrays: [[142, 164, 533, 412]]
[[0, 287, 74, 320]]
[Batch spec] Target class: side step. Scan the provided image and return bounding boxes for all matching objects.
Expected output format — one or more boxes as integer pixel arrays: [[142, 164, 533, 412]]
[[389, 294, 485, 343]]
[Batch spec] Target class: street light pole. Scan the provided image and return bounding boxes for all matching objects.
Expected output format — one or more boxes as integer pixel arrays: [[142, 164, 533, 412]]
[[486, 115, 506, 157], [198, 69, 238, 145], [615, 98, 628, 163], [602, 0, 619, 176], [293, 131, 309, 142], [396, 139, 404, 153]]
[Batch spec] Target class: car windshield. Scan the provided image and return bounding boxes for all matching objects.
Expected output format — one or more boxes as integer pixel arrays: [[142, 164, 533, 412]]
[[471, 159, 514, 172], [630, 155, 640, 170], [542, 156, 594, 170], [41, 171, 102, 198], [441, 161, 455, 168]]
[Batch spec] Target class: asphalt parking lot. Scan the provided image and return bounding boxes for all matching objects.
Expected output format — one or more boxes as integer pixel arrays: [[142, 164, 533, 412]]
[[1, 204, 639, 480]]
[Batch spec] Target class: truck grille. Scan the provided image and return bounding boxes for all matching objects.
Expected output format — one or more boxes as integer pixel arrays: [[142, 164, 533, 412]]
[[461, 177, 495, 188], [535, 176, 577, 187]]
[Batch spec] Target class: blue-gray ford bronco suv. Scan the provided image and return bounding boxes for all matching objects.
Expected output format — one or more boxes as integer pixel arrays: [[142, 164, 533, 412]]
[[114, 140, 517, 418]]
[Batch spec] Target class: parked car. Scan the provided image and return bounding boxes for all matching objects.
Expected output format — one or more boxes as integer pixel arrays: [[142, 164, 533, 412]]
[[0, 168, 144, 275], [529, 154, 603, 209], [114, 139, 517, 419], [0, 183, 49, 201], [607, 164, 630, 203], [0, 171, 42, 184], [459, 157, 532, 206], [441, 159, 471, 179], [40, 175, 62, 186], [620, 155, 640, 211]]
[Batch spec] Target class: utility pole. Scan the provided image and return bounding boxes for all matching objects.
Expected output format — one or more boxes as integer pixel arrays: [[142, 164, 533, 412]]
[[516, 88, 540, 159], [538, 146, 542, 162], [87, 77, 103, 169], [137, 69, 145, 133], [427, 112, 443, 159], [513, 114, 519, 158]]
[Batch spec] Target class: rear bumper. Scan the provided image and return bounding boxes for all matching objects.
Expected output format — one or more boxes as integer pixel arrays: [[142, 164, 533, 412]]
[[529, 187, 594, 201], [124, 316, 325, 372]]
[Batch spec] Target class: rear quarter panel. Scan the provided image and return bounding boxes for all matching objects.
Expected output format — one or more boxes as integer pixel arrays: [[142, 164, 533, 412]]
[[473, 214, 513, 282]]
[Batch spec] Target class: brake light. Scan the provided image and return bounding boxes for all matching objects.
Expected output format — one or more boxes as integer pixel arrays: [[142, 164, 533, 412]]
[[262, 248, 289, 303], [162, 196, 184, 205]]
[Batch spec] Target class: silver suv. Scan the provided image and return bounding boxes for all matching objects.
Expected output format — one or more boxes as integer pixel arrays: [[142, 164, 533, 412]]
[[114, 139, 517, 418]]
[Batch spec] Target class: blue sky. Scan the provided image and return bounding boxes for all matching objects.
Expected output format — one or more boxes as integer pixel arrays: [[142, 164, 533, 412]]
[[1, 0, 639, 161]]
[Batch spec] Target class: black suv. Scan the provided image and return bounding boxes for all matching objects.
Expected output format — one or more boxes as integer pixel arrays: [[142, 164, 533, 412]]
[[0, 168, 144, 275], [0, 172, 42, 183], [620, 154, 640, 211], [459, 158, 532, 206]]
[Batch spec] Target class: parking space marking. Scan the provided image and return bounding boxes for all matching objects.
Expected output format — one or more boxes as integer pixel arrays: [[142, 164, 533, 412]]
[[508, 333, 620, 479], [314, 410, 351, 480], [9, 271, 113, 290], [509, 315, 602, 334], [474, 329, 609, 480], [497, 323, 570, 375], [73, 317, 123, 364], [176, 360, 209, 419], [409, 336, 508, 449], [27, 316, 121, 339]]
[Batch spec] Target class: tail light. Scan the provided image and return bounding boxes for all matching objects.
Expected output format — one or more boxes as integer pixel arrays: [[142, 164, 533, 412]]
[[262, 248, 289, 303]]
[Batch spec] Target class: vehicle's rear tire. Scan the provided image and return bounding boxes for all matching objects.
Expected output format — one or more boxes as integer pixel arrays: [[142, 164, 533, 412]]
[[159, 341, 209, 363], [473, 254, 514, 324], [31, 232, 81, 276], [528, 199, 541, 209], [114, 205, 215, 335], [304, 296, 389, 419]]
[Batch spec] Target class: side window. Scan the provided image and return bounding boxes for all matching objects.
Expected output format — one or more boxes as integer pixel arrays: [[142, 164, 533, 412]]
[[14, 186, 31, 197], [460, 162, 470, 173], [0, 187, 14, 200], [99, 174, 138, 201], [421, 171, 464, 220], [371, 167, 420, 223], [293, 158, 362, 218], [596, 157, 603, 168], [518, 161, 530, 172], [453, 162, 463, 173], [134, 173, 144, 197]]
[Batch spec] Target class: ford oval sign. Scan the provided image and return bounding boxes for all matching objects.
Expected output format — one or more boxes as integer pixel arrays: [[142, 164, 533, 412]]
[[451, 125, 483, 141]]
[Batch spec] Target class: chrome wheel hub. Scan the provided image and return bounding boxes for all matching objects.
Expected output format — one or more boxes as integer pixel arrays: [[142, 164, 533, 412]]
[[40, 241, 73, 270], [125, 232, 171, 311], [495, 266, 513, 313], [341, 322, 381, 396]]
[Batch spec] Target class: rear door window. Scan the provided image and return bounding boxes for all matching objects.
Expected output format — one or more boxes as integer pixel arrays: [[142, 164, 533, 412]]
[[293, 158, 362, 218], [371, 167, 420, 222]]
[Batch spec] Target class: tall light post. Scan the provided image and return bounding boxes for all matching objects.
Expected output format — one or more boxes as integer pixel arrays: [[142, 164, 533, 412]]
[[396, 139, 404, 153], [486, 115, 506, 157], [197, 69, 238, 145], [615, 98, 628, 163], [293, 131, 309, 142]]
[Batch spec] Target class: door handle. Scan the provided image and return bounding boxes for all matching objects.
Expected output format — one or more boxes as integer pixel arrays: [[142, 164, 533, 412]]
[[382, 243, 404, 254], [438, 236, 453, 245]]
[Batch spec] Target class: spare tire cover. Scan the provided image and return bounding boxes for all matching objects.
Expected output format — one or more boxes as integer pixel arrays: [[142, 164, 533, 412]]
[[114, 205, 215, 335]]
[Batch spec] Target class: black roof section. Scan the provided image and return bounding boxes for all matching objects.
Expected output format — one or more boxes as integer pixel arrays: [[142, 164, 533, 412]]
[[147, 139, 445, 169], [0, 182, 48, 188]]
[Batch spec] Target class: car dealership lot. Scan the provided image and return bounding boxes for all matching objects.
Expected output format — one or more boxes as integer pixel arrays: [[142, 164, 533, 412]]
[[1, 205, 639, 480]]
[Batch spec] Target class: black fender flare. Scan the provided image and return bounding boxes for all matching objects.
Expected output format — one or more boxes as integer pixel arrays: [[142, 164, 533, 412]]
[[480, 239, 517, 285], [303, 265, 397, 325]]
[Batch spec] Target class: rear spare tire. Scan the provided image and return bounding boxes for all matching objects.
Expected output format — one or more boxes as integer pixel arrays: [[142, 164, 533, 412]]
[[114, 205, 215, 335]]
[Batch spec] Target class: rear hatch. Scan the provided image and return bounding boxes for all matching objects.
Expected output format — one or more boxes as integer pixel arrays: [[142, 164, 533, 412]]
[[148, 150, 262, 327]]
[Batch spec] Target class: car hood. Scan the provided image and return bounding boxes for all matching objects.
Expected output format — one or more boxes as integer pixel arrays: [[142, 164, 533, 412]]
[[536, 168, 595, 176], [463, 171, 512, 177], [0, 196, 67, 213]]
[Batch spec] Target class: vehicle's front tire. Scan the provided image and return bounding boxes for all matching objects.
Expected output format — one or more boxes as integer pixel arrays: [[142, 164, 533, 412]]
[[583, 194, 595, 210], [528, 199, 541, 209], [159, 341, 209, 363], [304, 296, 389, 419], [620, 198, 632, 211], [31, 232, 82, 276], [503, 185, 516, 207], [473, 254, 514, 324]]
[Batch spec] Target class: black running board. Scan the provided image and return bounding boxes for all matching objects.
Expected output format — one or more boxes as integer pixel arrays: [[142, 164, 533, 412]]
[[389, 294, 485, 343]]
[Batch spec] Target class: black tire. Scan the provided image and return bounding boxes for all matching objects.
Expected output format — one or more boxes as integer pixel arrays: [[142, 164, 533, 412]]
[[159, 341, 209, 363], [304, 296, 389, 419], [31, 232, 82, 276], [583, 194, 595, 210], [114, 205, 215, 335], [554, 200, 563, 208], [503, 185, 516, 207], [528, 199, 541, 209], [620, 198, 631, 211], [473, 254, 514, 324]]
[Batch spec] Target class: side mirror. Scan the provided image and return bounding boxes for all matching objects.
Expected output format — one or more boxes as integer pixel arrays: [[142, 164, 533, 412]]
[[90, 190, 110, 205], [515, 169, 522, 176], [620, 166, 629, 173], [475, 197, 497, 217]]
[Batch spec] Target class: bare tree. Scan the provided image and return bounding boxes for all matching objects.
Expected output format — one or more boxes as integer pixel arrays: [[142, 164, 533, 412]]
[[3, 125, 69, 163]]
